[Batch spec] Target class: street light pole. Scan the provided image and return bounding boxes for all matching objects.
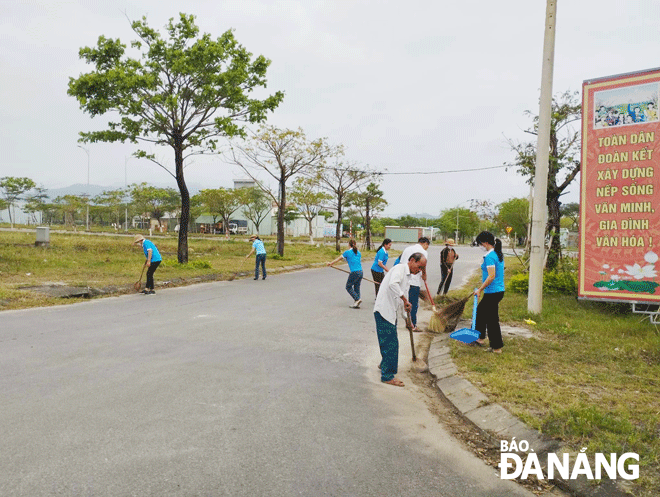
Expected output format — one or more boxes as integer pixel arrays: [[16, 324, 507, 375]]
[[77, 145, 90, 230]]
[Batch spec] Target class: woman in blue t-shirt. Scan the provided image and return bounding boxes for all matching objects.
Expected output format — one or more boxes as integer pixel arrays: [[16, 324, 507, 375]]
[[370, 238, 392, 296], [473, 231, 505, 353], [327, 239, 363, 308]]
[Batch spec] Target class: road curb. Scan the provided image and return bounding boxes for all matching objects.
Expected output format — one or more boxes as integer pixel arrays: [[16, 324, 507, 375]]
[[419, 308, 633, 497]]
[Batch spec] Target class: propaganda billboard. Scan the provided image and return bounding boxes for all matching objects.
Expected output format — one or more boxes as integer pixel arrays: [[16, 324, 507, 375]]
[[580, 68, 660, 302]]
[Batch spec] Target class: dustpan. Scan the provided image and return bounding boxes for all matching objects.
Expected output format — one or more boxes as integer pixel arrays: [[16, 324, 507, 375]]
[[450, 291, 480, 344]]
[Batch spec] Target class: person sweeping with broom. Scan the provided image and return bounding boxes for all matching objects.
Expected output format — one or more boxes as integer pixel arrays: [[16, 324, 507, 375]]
[[327, 238, 363, 308], [437, 238, 459, 296], [246, 234, 267, 280], [374, 252, 426, 387], [472, 231, 505, 353], [133, 235, 161, 295]]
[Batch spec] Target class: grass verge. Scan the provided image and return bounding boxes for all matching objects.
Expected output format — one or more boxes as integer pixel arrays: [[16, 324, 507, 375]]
[[0, 231, 358, 310], [445, 259, 660, 495]]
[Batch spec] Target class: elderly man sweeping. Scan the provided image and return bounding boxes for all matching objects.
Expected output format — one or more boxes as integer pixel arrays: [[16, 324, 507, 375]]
[[374, 252, 427, 387]]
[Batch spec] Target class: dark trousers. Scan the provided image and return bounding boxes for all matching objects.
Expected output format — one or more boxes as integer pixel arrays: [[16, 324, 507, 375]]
[[371, 269, 385, 296], [146, 261, 160, 290], [408, 285, 420, 327], [437, 263, 454, 295], [255, 254, 267, 279], [374, 312, 398, 382], [475, 291, 504, 349], [345, 270, 362, 301]]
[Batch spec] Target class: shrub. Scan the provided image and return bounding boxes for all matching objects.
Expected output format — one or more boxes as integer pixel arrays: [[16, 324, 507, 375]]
[[507, 270, 577, 295]]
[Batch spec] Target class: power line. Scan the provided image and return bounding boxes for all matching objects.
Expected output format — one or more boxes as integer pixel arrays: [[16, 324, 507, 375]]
[[380, 165, 509, 175], [314, 164, 509, 176]]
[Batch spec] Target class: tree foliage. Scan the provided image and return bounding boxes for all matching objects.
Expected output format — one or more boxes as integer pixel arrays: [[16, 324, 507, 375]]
[[289, 176, 332, 242], [505, 90, 581, 269], [241, 186, 272, 235], [68, 13, 283, 262], [130, 182, 180, 227], [0, 176, 36, 227], [495, 197, 529, 241], [346, 182, 387, 250]]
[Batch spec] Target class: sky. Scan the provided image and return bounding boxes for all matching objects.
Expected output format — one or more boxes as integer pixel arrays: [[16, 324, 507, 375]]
[[2, 0, 660, 218]]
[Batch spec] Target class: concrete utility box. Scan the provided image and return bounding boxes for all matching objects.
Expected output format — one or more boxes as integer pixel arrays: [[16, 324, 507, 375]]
[[35, 227, 50, 247]]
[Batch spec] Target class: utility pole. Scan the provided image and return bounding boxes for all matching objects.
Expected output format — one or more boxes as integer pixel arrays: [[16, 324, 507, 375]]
[[125, 156, 131, 232], [528, 0, 557, 314]]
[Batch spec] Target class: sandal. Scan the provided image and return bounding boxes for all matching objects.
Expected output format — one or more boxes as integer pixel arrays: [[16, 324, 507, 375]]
[[382, 378, 405, 387], [411, 327, 422, 333]]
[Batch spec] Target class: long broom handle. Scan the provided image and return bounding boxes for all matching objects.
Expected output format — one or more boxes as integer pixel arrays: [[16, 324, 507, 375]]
[[329, 265, 377, 284], [471, 290, 479, 329], [406, 311, 417, 361]]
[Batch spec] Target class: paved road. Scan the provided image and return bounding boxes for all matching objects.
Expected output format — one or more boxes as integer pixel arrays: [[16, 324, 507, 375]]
[[0, 244, 530, 496]]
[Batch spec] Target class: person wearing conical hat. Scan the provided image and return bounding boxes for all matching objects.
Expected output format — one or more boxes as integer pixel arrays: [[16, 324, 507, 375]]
[[437, 238, 459, 296], [133, 235, 162, 295]]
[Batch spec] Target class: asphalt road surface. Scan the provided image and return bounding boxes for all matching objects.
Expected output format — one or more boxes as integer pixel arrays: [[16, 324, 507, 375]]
[[0, 243, 532, 496]]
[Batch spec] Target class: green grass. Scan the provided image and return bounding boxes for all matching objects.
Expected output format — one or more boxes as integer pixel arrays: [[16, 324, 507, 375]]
[[446, 260, 660, 495], [0, 231, 353, 310]]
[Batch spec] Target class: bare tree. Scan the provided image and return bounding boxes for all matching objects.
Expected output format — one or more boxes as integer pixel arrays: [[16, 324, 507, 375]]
[[312, 157, 376, 251], [228, 126, 331, 255]]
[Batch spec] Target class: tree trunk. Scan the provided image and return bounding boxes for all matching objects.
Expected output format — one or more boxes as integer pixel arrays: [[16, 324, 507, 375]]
[[308, 217, 314, 243], [365, 197, 371, 251], [277, 179, 285, 256], [545, 192, 562, 270], [335, 198, 343, 252], [174, 136, 189, 264]]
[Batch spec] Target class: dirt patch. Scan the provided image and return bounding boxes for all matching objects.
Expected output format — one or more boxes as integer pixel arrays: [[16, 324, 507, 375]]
[[410, 330, 568, 496]]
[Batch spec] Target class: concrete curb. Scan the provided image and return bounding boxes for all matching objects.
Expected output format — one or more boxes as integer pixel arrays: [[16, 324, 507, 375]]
[[419, 308, 633, 497]]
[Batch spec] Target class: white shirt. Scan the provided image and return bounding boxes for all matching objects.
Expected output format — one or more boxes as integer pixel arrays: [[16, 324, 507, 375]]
[[373, 262, 414, 325], [399, 243, 428, 287]]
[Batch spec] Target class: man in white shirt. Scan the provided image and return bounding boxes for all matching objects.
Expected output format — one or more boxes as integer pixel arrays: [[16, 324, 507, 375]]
[[397, 237, 431, 331], [373, 252, 427, 387]]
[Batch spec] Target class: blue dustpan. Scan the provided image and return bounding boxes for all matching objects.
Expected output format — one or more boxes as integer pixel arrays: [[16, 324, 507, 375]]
[[450, 291, 480, 344]]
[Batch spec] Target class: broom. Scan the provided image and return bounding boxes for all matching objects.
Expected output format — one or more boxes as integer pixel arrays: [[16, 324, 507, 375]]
[[428, 293, 472, 332], [329, 265, 377, 284]]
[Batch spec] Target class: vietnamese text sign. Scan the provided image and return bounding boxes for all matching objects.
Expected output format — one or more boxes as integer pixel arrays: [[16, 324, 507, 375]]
[[580, 69, 660, 302]]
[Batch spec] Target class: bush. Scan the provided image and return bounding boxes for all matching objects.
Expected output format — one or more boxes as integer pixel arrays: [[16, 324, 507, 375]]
[[507, 270, 577, 295]]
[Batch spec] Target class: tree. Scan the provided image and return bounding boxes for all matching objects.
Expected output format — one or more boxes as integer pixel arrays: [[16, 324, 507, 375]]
[[288, 177, 332, 242], [68, 13, 283, 263], [505, 90, 581, 269], [495, 197, 529, 243], [93, 189, 126, 227], [54, 194, 86, 228], [0, 176, 36, 228], [242, 186, 272, 235], [313, 156, 375, 251], [346, 182, 387, 250], [23, 187, 50, 225], [130, 183, 180, 228], [438, 208, 480, 244], [198, 187, 243, 238], [560, 202, 579, 231], [228, 126, 331, 255]]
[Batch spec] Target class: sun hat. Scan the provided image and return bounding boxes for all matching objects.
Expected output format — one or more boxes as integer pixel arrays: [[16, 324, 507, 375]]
[[249, 234, 257, 240], [134, 235, 145, 244], [445, 238, 455, 246]]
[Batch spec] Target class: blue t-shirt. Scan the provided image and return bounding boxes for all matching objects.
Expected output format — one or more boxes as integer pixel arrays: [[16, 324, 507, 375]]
[[343, 249, 362, 273], [371, 247, 389, 273], [143, 239, 162, 262], [252, 239, 266, 255], [481, 250, 504, 293]]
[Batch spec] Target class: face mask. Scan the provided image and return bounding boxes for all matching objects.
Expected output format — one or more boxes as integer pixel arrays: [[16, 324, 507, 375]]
[[480, 245, 488, 252]]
